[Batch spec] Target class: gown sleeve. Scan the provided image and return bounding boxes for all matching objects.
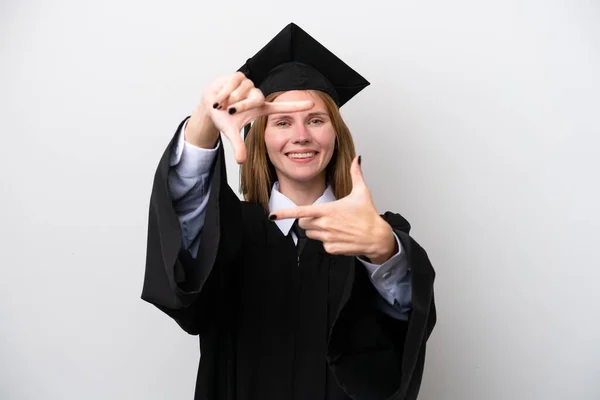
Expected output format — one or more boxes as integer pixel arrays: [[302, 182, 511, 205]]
[[327, 212, 436, 400], [140, 118, 243, 335], [168, 122, 220, 258]]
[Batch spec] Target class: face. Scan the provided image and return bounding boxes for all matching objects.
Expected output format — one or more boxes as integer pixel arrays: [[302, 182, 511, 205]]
[[264, 90, 336, 188]]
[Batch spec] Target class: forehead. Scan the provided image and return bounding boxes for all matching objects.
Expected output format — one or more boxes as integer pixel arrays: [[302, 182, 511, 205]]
[[272, 90, 327, 113]]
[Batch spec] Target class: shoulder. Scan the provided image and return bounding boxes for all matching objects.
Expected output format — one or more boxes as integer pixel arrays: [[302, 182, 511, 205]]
[[239, 201, 272, 244], [241, 200, 268, 219], [380, 211, 411, 234]]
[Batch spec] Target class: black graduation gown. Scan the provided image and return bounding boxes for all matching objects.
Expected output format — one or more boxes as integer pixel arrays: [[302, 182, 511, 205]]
[[141, 119, 437, 400]]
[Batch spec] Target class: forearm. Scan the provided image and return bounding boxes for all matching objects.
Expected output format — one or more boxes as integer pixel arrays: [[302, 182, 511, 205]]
[[168, 119, 220, 255], [358, 232, 413, 320]]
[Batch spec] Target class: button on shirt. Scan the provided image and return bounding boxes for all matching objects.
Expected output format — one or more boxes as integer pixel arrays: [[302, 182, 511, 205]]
[[168, 123, 412, 320]]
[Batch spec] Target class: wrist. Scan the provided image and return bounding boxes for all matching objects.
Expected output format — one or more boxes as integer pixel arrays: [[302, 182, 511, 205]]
[[364, 219, 396, 264], [185, 108, 219, 149]]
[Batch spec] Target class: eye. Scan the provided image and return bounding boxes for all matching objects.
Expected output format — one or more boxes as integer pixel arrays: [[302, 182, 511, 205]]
[[276, 121, 289, 127], [309, 119, 324, 125]]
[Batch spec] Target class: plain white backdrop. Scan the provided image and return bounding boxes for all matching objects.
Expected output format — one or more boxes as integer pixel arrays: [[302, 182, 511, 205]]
[[1, 0, 599, 399]]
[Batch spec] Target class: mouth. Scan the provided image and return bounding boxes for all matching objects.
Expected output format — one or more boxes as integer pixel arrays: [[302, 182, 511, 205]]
[[286, 151, 318, 163]]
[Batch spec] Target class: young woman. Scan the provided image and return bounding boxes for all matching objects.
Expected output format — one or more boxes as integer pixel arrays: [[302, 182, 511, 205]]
[[142, 23, 436, 400]]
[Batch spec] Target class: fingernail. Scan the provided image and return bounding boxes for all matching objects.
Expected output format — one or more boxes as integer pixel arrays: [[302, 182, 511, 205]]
[[358, 155, 362, 166], [213, 102, 219, 109], [269, 214, 277, 221], [228, 107, 237, 115]]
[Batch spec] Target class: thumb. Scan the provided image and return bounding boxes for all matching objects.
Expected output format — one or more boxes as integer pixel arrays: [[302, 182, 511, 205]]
[[223, 128, 247, 164], [350, 155, 366, 190]]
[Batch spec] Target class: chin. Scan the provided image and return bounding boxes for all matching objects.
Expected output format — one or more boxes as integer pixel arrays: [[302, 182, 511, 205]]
[[284, 172, 314, 182], [285, 169, 326, 184], [272, 156, 330, 185]]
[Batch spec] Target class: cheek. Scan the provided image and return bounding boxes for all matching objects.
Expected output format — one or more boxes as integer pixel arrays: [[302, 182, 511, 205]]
[[317, 128, 337, 154], [264, 129, 286, 159], [263, 129, 276, 150]]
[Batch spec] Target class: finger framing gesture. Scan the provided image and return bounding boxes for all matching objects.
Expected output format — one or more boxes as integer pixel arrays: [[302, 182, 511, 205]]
[[270, 157, 397, 263]]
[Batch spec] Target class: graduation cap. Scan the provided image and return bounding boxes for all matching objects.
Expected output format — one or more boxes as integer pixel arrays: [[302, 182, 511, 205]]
[[238, 22, 370, 138]]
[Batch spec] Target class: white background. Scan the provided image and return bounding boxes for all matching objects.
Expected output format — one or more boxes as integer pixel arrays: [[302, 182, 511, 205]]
[[1, 0, 599, 399]]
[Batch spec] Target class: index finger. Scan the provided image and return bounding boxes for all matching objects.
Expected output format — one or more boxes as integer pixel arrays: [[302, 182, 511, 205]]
[[261, 100, 314, 116], [269, 203, 328, 221]]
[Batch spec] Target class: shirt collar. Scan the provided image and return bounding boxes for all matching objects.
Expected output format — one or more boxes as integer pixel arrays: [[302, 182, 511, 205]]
[[268, 181, 337, 236]]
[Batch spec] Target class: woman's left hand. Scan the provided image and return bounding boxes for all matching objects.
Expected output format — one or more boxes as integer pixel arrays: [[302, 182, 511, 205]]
[[270, 156, 397, 264]]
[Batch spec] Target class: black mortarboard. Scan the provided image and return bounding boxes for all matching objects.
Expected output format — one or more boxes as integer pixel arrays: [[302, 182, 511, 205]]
[[238, 23, 369, 137]]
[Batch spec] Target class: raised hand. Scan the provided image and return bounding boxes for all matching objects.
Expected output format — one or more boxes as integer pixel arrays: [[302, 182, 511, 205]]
[[185, 72, 314, 164], [270, 157, 397, 264]]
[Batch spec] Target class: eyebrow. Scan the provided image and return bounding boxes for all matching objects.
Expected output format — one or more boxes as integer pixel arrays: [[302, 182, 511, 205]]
[[307, 112, 329, 118], [270, 111, 329, 119]]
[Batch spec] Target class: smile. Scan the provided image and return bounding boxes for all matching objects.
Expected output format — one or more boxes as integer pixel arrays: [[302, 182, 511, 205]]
[[286, 152, 317, 159], [286, 151, 317, 163], [286, 151, 317, 159]]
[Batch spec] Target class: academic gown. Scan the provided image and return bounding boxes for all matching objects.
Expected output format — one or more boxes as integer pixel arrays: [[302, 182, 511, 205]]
[[141, 120, 437, 400]]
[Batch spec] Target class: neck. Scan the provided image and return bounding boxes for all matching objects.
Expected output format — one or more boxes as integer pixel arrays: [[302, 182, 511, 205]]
[[277, 176, 327, 206]]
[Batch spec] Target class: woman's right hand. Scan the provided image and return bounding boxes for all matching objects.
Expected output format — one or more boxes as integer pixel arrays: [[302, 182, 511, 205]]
[[184, 72, 314, 164]]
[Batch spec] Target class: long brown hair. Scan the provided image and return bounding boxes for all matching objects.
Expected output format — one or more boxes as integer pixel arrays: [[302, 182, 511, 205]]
[[240, 90, 356, 211]]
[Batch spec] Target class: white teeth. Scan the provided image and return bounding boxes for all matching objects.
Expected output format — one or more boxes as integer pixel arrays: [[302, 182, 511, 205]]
[[288, 152, 315, 159]]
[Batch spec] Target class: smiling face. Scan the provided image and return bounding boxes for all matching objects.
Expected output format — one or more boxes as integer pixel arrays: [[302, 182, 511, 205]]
[[240, 89, 356, 211], [264, 90, 337, 189]]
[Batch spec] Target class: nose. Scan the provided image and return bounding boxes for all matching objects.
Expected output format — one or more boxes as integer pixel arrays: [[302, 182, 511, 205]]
[[291, 124, 311, 144]]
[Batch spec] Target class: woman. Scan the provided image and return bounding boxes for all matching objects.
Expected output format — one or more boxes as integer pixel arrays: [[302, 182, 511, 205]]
[[142, 23, 436, 400]]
